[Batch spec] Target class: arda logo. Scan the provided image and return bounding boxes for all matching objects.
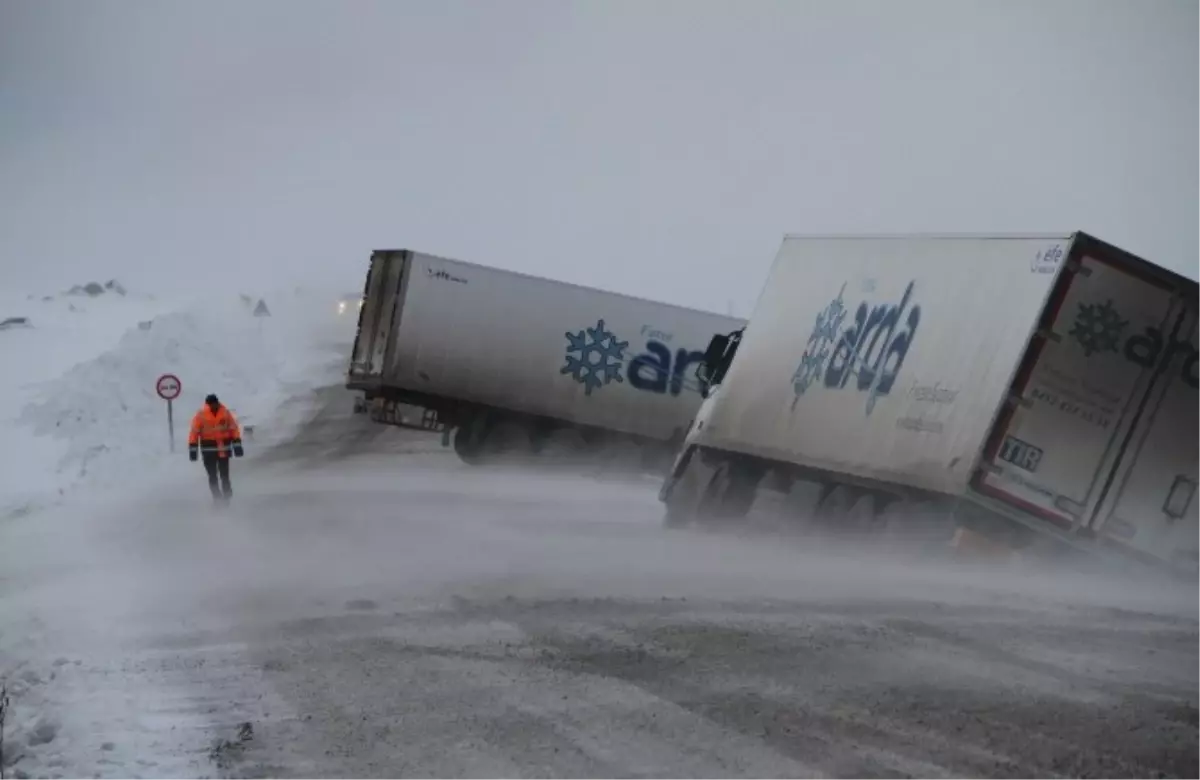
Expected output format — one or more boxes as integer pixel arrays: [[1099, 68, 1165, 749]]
[[1068, 299, 1127, 357], [562, 320, 709, 398], [1067, 298, 1198, 389], [626, 330, 707, 397], [791, 280, 921, 416], [562, 319, 628, 396]]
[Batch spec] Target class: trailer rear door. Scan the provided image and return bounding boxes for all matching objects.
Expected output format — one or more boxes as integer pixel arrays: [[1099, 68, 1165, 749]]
[[348, 250, 408, 383], [974, 246, 1188, 530], [1090, 309, 1198, 573]]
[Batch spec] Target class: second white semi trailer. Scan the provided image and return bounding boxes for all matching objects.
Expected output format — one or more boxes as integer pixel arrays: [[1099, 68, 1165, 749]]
[[347, 249, 745, 469]]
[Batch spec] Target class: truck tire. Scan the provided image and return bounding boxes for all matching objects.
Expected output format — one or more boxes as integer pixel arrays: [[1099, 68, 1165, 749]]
[[778, 479, 827, 528], [660, 447, 704, 529], [813, 485, 889, 536], [812, 483, 858, 528], [486, 419, 532, 458], [696, 459, 762, 523], [453, 424, 487, 465], [538, 427, 588, 463], [453, 411, 496, 465], [662, 500, 692, 528]]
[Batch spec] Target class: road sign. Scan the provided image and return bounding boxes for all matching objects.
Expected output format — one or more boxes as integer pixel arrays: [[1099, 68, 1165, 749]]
[[155, 373, 182, 401], [156, 373, 182, 452]]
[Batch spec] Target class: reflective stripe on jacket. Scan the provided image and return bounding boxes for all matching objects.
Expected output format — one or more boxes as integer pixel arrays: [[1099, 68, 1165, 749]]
[[188, 404, 241, 457]]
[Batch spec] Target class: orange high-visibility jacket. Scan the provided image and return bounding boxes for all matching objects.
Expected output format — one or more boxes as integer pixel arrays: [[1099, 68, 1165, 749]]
[[188, 404, 242, 458]]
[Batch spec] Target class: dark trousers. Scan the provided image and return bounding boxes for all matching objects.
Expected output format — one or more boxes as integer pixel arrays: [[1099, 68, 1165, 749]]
[[201, 452, 233, 499]]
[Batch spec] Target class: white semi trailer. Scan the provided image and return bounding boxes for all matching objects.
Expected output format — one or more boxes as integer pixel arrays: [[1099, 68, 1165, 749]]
[[347, 249, 745, 468], [660, 233, 1198, 576]]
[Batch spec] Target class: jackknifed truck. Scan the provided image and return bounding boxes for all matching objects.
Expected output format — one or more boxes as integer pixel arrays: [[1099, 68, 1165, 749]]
[[660, 232, 1197, 577], [347, 249, 744, 468]]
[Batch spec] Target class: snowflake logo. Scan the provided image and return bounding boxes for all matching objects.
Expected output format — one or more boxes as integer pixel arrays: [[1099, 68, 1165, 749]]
[[791, 284, 848, 405], [1069, 299, 1128, 357], [562, 319, 629, 395]]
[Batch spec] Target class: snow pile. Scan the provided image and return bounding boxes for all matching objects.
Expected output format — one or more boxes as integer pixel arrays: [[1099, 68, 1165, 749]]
[[0, 288, 179, 517], [2, 287, 355, 516], [0, 286, 171, 381]]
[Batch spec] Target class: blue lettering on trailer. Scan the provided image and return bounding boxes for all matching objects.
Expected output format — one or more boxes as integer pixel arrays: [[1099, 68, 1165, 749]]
[[562, 320, 710, 398], [627, 342, 708, 397], [790, 280, 922, 416], [1067, 298, 1198, 389]]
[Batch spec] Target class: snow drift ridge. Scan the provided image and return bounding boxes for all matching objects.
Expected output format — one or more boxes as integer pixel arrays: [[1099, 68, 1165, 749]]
[[10, 290, 353, 510]]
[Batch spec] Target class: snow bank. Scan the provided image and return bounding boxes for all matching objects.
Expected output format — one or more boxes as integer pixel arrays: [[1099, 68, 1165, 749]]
[[0, 285, 358, 776], [0, 287, 173, 388], [0, 289, 177, 517], [2, 287, 355, 516]]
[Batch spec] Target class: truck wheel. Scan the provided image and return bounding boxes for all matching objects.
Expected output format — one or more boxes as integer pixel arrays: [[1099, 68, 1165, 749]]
[[662, 500, 692, 528], [539, 427, 588, 463], [453, 425, 487, 465], [813, 484, 858, 528], [660, 447, 704, 529], [778, 479, 826, 529], [453, 412, 495, 465], [486, 419, 532, 458], [846, 491, 884, 533], [696, 459, 761, 523]]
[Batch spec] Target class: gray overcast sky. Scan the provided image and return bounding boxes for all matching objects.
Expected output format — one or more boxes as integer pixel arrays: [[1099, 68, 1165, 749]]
[[1, 0, 1196, 312]]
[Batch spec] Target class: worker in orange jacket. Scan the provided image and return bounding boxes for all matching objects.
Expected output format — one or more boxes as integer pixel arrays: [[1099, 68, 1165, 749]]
[[188, 393, 244, 504]]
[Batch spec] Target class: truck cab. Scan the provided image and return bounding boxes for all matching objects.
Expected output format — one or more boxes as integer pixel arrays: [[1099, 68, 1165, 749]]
[[673, 327, 744, 472], [659, 327, 750, 519]]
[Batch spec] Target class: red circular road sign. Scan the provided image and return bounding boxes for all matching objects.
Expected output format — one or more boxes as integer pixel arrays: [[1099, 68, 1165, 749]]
[[155, 373, 182, 401]]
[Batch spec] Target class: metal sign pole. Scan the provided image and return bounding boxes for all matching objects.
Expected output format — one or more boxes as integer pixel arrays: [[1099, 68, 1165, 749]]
[[167, 398, 175, 453]]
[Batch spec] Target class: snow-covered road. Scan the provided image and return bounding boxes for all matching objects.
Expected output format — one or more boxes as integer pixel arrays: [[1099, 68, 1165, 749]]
[[1, 389, 1197, 778]]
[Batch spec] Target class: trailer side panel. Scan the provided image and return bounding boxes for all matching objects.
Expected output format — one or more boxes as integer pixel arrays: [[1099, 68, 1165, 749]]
[[371, 251, 744, 442], [694, 235, 1069, 495]]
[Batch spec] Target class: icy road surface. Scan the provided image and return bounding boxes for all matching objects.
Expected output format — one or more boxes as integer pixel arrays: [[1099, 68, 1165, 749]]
[[1, 395, 1197, 778]]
